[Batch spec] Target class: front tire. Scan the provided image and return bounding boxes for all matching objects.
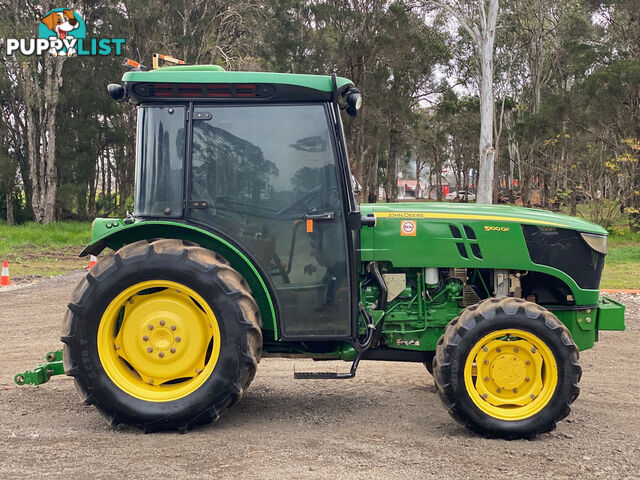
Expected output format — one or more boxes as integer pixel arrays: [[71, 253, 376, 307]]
[[62, 239, 262, 432], [433, 298, 581, 439]]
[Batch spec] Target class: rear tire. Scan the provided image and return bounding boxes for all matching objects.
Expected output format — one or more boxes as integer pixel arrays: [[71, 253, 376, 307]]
[[62, 239, 262, 432], [433, 297, 581, 439]]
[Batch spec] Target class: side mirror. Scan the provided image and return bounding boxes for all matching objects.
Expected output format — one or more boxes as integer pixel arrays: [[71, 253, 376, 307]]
[[107, 83, 126, 102], [351, 175, 362, 194], [345, 88, 362, 117]]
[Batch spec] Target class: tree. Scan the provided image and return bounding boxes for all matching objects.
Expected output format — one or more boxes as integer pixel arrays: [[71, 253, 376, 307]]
[[423, 0, 498, 204], [3, 1, 67, 223]]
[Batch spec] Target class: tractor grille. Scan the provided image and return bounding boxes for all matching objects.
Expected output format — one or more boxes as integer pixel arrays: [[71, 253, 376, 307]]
[[522, 225, 605, 289], [450, 224, 483, 260]]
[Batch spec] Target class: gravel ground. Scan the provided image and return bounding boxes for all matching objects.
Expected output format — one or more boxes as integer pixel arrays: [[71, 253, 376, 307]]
[[0, 272, 639, 479]]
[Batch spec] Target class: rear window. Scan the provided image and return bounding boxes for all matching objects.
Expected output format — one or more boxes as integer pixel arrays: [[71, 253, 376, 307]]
[[134, 106, 185, 217]]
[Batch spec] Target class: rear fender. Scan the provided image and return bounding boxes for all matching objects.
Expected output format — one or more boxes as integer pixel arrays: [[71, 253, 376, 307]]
[[81, 219, 279, 338]]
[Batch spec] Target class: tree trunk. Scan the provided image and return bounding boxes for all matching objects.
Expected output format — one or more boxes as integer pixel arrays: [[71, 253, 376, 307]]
[[5, 190, 15, 225], [415, 159, 421, 200], [365, 147, 379, 203], [386, 128, 400, 203], [22, 55, 65, 224], [476, 1, 498, 204], [435, 149, 443, 201]]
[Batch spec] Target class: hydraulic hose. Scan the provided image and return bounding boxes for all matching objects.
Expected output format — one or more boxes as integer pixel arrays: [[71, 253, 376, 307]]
[[354, 303, 376, 353]]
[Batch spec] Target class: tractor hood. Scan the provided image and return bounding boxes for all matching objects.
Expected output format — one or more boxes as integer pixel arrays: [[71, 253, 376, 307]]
[[360, 202, 607, 235], [359, 202, 607, 306]]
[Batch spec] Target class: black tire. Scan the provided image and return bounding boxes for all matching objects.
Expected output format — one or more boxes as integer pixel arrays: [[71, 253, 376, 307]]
[[61, 239, 262, 432], [433, 297, 581, 439]]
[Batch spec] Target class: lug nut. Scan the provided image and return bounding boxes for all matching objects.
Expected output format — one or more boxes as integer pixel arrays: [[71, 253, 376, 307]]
[[114, 345, 120, 350], [525, 360, 531, 365], [147, 347, 153, 353], [525, 377, 530, 382], [159, 352, 164, 358], [148, 325, 154, 330], [148, 379, 153, 385], [171, 325, 176, 331], [170, 347, 176, 353], [160, 320, 165, 326], [513, 347, 519, 353], [513, 388, 518, 393], [143, 335, 149, 341], [175, 336, 181, 342], [530, 394, 536, 400], [482, 393, 488, 399], [484, 376, 489, 382], [484, 360, 489, 365], [195, 368, 202, 374], [531, 347, 536, 353], [482, 347, 488, 352], [496, 347, 501, 353]]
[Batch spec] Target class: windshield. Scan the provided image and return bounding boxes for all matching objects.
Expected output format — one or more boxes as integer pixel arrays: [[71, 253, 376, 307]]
[[134, 106, 185, 216]]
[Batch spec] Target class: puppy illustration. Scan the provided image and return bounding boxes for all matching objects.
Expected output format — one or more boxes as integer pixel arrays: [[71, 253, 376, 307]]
[[41, 9, 79, 56]]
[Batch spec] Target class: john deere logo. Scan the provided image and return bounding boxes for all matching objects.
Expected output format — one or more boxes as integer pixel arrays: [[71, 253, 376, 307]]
[[401, 220, 417, 236], [4, 8, 125, 57]]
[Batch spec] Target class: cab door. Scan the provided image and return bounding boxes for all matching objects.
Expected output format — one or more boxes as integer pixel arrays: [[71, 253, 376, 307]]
[[188, 104, 352, 339]]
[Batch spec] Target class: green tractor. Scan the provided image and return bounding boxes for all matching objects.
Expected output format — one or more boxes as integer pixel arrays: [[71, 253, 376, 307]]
[[16, 63, 625, 439]]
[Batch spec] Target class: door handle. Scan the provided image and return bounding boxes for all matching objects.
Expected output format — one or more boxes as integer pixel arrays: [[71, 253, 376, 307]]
[[304, 212, 335, 222], [304, 212, 335, 233]]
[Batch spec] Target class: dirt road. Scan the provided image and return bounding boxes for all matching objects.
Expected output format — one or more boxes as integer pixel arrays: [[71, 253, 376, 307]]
[[1, 272, 639, 479]]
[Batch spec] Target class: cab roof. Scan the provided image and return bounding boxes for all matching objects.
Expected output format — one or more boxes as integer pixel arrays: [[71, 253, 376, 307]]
[[122, 65, 355, 94]]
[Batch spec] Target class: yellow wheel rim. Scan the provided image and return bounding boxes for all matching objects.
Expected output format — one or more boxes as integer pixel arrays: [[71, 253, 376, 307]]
[[97, 280, 221, 402], [464, 329, 558, 421]]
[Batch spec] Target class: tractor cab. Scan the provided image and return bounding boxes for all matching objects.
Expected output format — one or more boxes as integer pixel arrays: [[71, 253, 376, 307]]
[[115, 64, 363, 340]]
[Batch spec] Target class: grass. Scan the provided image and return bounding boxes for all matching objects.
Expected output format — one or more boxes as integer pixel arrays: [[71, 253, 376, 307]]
[[0, 221, 92, 278], [601, 230, 640, 289]]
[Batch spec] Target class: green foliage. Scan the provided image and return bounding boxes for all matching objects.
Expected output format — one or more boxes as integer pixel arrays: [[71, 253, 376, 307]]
[[601, 229, 640, 289], [0, 220, 91, 277], [0, 221, 91, 257]]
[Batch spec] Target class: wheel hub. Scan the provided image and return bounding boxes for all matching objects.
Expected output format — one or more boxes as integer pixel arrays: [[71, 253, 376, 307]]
[[98, 280, 221, 402], [464, 329, 558, 421], [149, 326, 174, 351], [491, 354, 526, 390]]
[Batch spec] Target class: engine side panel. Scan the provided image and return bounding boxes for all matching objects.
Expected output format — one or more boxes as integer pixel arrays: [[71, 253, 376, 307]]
[[359, 203, 606, 306]]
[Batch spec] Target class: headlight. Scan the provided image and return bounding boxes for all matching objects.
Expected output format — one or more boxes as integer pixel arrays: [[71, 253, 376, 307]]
[[580, 232, 607, 254]]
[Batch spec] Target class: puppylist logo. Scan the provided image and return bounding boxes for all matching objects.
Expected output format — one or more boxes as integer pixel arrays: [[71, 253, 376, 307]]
[[5, 8, 125, 57]]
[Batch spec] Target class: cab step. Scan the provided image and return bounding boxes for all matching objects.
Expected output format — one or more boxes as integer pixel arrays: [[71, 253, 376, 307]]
[[294, 371, 356, 379], [293, 354, 361, 380]]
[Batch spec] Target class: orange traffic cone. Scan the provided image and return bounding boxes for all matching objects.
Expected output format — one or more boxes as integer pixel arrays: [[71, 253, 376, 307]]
[[87, 255, 97, 270], [1, 260, 10, 286]]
